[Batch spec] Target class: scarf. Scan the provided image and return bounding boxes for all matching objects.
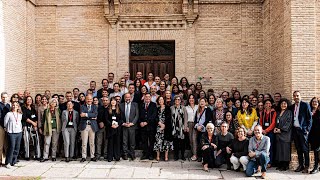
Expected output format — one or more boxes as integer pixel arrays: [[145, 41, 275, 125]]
[[44, 108, 61, 136], [172, 106, 185, 139]]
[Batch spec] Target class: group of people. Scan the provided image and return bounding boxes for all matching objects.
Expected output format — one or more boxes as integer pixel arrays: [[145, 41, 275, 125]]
[[0, 71, 319, 179]]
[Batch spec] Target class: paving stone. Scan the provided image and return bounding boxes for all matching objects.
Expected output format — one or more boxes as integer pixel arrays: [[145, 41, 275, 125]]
[[10, 163, 50, 177], [108, 168, 134, 178], [188, 169, 222, 179], [151, 161, 182, 169], [42, 167, 82, 178], [181, 161, 203, 170], [220, 170, 256, 180], [77, 168, 109, 178], [132, 167, 161, 178], [52, 160, 88, 168], [0, 166, 18, 176], [158, 169, 189, 179], [113, 160, 152, 169], [85, 160, 114, 169]]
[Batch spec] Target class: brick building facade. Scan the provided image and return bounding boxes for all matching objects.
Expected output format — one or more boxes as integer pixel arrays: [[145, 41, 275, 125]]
[[0, 0, 319, 100]]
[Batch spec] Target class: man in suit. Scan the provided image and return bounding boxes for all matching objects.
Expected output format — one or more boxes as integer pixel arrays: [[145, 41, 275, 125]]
[[139, 93, 157, 160], [61, 101, 79, 162], [291, 91, 312, 173], [95, 97, 109, 160], [121, 84, 141, 104], [79, 95, 98, 162], [120, 93, 139, 160]]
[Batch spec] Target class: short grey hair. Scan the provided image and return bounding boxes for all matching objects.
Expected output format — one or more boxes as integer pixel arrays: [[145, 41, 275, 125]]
[[1, 92, 8, 97]]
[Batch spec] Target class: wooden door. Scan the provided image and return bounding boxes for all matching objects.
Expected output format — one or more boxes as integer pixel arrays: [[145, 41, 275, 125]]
[[129, 41, 175, 80]]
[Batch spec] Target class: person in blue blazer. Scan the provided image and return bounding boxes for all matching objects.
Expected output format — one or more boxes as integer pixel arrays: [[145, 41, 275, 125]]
[[79, 94, 98, 163]]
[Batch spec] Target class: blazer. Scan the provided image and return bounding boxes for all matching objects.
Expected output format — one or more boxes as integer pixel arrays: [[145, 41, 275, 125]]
[[79, 104, 98, 132], [61, 110, 79, 132], [290, 101, 312, 135], [139, 101, 158, 132], [119, 102, 139, 128], [106, 109, 122, 137], [120, 92, 141, 104], [59, 101, 80, 114], [97, 106, 108, 125]]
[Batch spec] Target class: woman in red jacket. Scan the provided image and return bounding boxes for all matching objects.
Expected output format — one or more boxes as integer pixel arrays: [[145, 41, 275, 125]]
[[259, 99, 276, 168]]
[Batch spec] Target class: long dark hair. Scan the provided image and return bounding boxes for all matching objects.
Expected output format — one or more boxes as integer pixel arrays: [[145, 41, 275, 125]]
[[240, 98, 253, 115], [309, 97, 319, 111], [108, 97, 120, 115]]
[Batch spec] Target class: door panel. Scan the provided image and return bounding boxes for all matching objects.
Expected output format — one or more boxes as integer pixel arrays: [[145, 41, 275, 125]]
[[129, 41, 175, 80]]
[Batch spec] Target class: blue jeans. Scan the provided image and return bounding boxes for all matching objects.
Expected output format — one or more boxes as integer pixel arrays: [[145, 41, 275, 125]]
[[246, 152, 269, 177], [5, 132, 22, 165]]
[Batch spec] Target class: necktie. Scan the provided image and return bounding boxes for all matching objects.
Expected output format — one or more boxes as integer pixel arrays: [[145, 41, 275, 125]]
[[126, 103, 130, 123], [88, 105, 91, 112], [145, 103, 149, 111]]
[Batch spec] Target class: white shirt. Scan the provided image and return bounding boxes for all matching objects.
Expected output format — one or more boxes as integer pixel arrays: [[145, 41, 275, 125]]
[[185, 105, 198, 122], [4, 112, 22, 133]]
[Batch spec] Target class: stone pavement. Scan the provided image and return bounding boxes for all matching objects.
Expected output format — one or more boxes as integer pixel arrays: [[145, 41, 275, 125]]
[[0, 158, 320, 179]]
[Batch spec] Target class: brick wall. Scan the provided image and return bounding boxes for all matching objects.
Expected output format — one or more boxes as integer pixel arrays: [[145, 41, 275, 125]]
[[262, 0, 292, 99], [291, 0, 317, 100], [1, 0, 320, 100], [195, 3, 264, 95], [1, 0, 35, 96], [35, 3, 109, 95]]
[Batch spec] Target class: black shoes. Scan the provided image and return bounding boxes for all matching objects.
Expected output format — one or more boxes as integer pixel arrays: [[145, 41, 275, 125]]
[[91, 157, 97, 162], [141, 155, 148, 160], [40, 158, 48, 163], [52, 158, 56, 162], [65, 157, 70, 162], [310, 167, 319, 174], [295, 165, 304, 172], [80, 158, 86, 163], [130, 154, 136, 160], [122, 155, 128, 160], [149, 156, 154, 160], [181, 156, 186, 161]]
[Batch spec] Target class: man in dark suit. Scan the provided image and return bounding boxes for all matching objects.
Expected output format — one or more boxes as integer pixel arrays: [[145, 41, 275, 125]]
[[95, 97, 109, 160], [121, 84, 141, 104], [139, 93, 157, 160], [79, 95, 98, 162], [291, 91, 312, 173], [120, 93, 139, 160]]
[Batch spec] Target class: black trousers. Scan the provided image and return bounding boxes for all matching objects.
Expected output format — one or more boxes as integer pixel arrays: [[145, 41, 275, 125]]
[[107, 132, 121, 161], [292, 128, 310, 167], [196, 131, 203, 158], [141, 130, 156, 157], [215, 151, 231, 167], [202, 147, 215, 168], [173, 137, 185, 159]]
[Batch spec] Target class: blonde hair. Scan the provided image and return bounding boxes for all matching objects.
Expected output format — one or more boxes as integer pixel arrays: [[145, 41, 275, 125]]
[[206, 122, 215, 130]]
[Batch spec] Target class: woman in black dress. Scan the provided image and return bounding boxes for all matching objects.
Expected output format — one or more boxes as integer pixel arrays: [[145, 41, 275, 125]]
[[153, 96, 173, 161], [106, 97, 122, 162], [309, 97, 320, 174], [274, 98, 292, 171]]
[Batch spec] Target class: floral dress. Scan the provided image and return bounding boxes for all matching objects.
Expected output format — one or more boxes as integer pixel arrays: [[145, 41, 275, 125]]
[[153, 108, 174, 152]]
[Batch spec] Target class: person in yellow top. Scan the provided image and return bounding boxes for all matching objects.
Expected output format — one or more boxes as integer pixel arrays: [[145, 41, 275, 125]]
[[237, 99, 259, 137]]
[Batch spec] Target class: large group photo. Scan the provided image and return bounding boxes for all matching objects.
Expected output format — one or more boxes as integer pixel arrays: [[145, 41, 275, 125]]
[[0, 71, 319, 179]]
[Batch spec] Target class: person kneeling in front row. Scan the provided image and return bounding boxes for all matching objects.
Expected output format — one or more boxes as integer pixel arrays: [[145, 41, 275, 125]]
[[245, 125, 270, 179], [200, 122, 217, 172]]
